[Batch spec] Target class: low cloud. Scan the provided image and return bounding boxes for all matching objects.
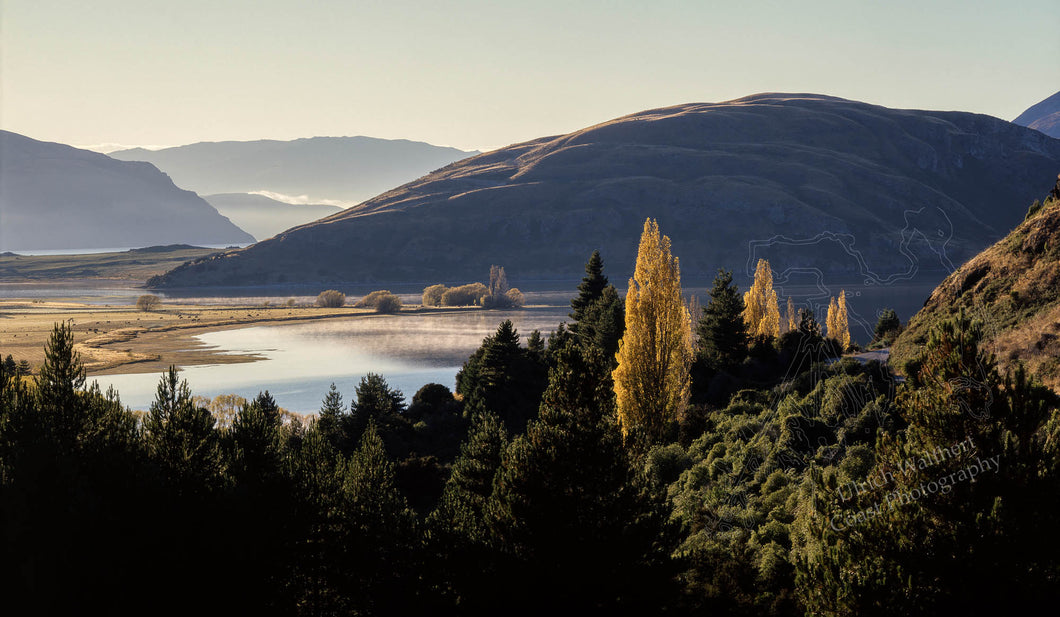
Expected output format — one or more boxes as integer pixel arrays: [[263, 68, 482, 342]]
[[249, 190, 354, 208]]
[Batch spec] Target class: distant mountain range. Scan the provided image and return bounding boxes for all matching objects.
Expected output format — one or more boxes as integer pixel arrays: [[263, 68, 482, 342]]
[[110, 137, 480, 205], [0, 131, 254, 252], [149, 93, 1060, 290], [1014, 90, 1060, 139], [203, 193, 342, 242]]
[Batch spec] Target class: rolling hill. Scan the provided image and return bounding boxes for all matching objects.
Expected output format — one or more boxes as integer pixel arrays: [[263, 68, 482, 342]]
[[148, 93, 1060, 289], [203, 193, 342, 242], [892, 176, 1060, 392], [1013, 90, 1060, 139], [111, 136, 479, 205], [0, 131, 254, 252]]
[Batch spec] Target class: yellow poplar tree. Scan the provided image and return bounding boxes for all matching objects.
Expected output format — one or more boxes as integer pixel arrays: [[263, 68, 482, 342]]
[[825, 291, 851, 350], [742, 259, 780, 338], [612, 218, 693, 450], [836, 290, 850, 350], [786, 296, 797, 333]]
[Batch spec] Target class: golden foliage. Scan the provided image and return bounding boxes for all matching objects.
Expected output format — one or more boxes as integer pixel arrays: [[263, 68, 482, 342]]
[[742, 259, 780, 338], [612, 218, 693, 449], [786, 296, 797, 334], [826, 290, 851, 350]]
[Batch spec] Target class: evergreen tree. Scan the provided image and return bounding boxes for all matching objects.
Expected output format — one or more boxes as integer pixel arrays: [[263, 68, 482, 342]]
[[2, 355, 15, 376], [488, 339, 676, 613], [873, 308, 901, 345], [457, 320, 547, 434], [743, 259, 780, 338], [696, 269, 748, 372], [347, 373, 407, 453], [316, 382, 347, 451], [143, 366, 223, 497], [576, 284, 626, 363], [433, 411, 509, 542], [613, 219, 693, 451], [570, 250, 609, 323], [339, 421, 420, 613]]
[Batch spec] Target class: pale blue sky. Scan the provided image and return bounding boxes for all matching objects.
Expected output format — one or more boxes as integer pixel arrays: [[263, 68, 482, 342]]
[[2, 0, 1057, 151]]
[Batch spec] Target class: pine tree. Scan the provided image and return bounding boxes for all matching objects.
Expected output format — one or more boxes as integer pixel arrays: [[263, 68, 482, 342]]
[[489, 339, 676, 612], [317, 382, 347, 451], [143, 366, 223, 497], [696, 269, 748, 372], [457, 320, 547, 434], [339, 421, 419, 612], [873, 308, 901, 345], [432, 411, 509, 542], [570, 250, 609, 323], [613, 218, 693, 451], [742, 259, 780, 338]]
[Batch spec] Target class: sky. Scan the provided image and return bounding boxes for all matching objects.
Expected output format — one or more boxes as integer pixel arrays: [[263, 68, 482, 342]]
[[2, 0, 1058, 153]]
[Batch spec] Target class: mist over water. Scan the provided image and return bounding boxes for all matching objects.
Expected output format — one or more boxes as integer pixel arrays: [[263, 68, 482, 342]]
[[94, 307, 570, 413]]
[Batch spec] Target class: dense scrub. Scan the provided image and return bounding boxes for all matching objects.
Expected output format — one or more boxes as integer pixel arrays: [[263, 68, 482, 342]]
[[3, 244, 1058, 616]]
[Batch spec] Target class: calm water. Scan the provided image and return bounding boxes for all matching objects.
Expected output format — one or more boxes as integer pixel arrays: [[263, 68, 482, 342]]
[[51, 276, 938, 413], [92, 307, 571, 413]]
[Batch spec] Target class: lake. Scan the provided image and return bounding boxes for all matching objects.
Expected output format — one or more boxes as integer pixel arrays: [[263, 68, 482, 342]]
[[81, 278, 937, 413], [92, 307, 572, 413]]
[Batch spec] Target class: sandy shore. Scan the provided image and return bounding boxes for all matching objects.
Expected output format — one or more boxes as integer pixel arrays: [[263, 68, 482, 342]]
[[0, 299, 408, 376]]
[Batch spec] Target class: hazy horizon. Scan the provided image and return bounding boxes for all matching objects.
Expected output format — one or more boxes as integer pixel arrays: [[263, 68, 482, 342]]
[[3, 1, 1058, 153]]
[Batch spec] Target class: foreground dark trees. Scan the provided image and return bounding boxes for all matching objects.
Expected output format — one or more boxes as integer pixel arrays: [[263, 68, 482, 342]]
[[2, 251, 1059, 615]]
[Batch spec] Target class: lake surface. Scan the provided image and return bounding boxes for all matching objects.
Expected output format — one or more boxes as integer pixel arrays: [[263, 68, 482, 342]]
[[92, 307, 571, 413], [54, 277, 938, 414]]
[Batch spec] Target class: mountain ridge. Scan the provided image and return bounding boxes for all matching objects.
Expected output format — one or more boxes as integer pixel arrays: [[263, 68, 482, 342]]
[[148, 93, 1060, 289], [0, 131, 254, 252], [110, 136, 480, 205]]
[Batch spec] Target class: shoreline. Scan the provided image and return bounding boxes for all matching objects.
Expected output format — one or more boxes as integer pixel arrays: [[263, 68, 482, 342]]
[[0, 299, 505, 377], [0, 298, 559, 377]]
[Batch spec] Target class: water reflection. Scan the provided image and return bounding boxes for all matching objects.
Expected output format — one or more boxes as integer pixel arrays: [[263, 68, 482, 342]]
[[93, 308, 570, 413]]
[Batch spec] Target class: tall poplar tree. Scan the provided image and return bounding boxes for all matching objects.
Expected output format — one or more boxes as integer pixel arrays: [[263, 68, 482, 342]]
[[612, 219, 693, 451], [743, 259, 780, 338]]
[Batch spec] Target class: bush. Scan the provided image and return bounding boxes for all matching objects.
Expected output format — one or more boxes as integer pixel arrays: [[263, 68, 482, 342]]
[[422, 284, 447, 307], [316, 289, 346, 308], [136, 294, 160, 311], [440, 283, 488, 307], [373, 293, 403, 314], [355, 290, 394, 309]]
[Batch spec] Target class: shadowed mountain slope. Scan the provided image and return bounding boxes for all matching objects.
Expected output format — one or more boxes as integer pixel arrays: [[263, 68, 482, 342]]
[[111, 136, 479, 205], [1014, 90, 1060, 139], [203, 193, 342, 242], [150, 94, 1060, 288], [892, 176, 1060, 392], [0, 131, 254, 252]]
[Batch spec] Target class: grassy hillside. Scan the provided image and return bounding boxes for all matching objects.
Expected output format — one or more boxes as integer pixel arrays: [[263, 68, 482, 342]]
[[0, 245, 223, 282], [892, 177, 1060, 390]]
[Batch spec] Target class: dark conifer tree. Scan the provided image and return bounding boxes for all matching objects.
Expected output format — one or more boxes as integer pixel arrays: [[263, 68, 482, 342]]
[[457, 320, 547, 435], [696, 269, 748, 372], [486, 339, 677, 614], [339, 421, 421, 613], [570, 250, 609, 324]]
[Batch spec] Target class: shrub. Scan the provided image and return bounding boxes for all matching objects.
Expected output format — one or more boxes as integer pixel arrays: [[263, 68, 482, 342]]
[[136, 294, 161, 311], [373, 293, 403, 314], [354, 290, 394, 309], [422, 284, 447, 307], [316, 289, 346, 308], [440, 283, 488, 307]]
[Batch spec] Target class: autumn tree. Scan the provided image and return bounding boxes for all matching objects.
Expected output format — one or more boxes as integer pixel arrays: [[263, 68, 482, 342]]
[[612, 218, 693, 451], [825, 290, 851, 350], [743, 259, 780, 339], [786, 296, 797, 333]]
